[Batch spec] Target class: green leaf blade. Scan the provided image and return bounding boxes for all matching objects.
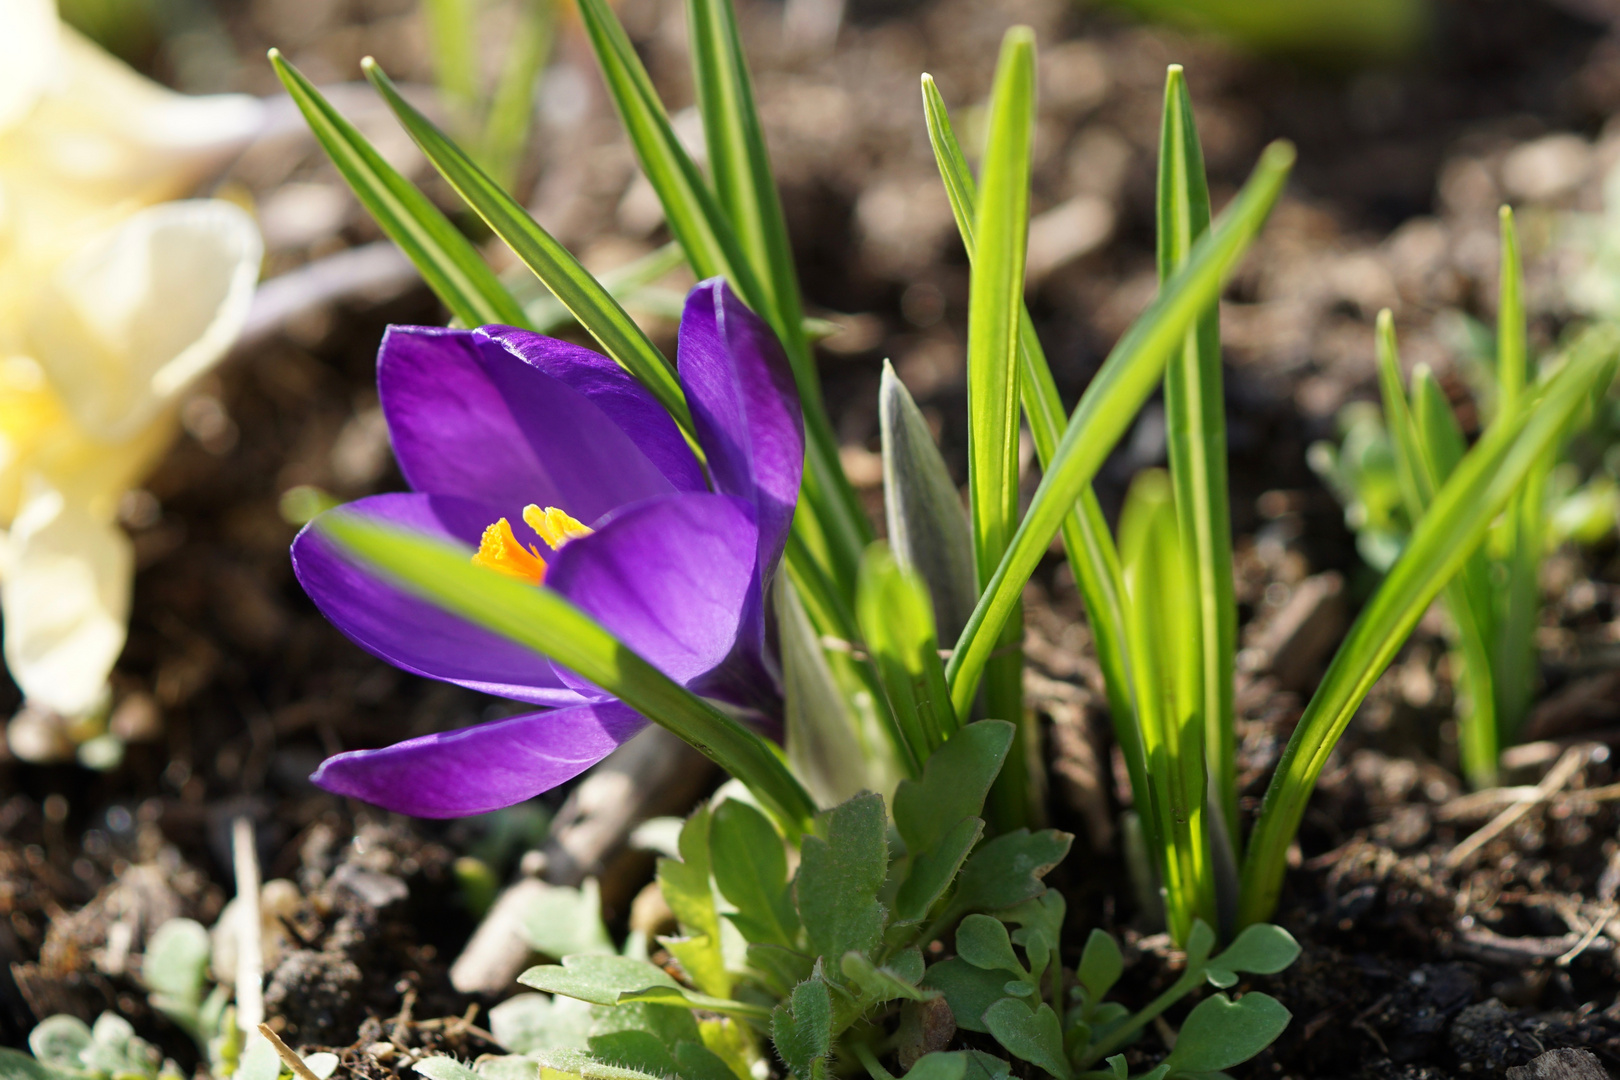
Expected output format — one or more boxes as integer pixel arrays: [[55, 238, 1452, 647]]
[[360, 58, 691, 432], [920, 70, 1142, 829], [1157, 65, 1239, 854], [947, 139, 1295, 719], [964, 30, 1037, 825], [267, 50, 528, 329], [1240, 322, 1620, 925], [795, 793, 889, 961]]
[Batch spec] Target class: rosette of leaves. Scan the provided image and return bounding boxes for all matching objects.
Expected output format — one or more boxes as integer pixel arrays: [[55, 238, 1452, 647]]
[[508, 721, 1072, 1080], [413, 722, 1298, 1080]]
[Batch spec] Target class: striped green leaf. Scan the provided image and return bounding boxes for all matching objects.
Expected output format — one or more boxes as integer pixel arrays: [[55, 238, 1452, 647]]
[[1158, 66, 1239, 851], [362, 58, 692, 432], [1118, 470, 1214, 943], [919, 73, 1141, 811], [965, 27, 1037, 828], [268, 50, 529, 329], [947, 140, 1296, 720]]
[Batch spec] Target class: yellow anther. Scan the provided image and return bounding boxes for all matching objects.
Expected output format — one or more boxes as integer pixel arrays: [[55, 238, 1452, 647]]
[[523, 505, 593, 550], [471, 517, 548, 585]]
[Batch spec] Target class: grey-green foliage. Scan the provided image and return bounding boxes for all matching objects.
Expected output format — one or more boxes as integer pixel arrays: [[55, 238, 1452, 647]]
[[1, 922, 341, 1080], [2, 1014, 180, 1080], [927, 912, 1298, 1080], [497, 721, 1079, 1080], [485, 724, 1298, 1080], [1309, 207, 1619, 790]]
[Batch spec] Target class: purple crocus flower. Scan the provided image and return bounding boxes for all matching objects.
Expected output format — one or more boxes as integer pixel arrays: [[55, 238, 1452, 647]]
[[291, 279, 802, 817]]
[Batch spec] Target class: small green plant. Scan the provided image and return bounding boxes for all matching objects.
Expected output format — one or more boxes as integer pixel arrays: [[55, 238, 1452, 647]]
[[1311, 208, 1618, 788], [0, 917, 338, 1080], [412, 724, 1298, 1080]]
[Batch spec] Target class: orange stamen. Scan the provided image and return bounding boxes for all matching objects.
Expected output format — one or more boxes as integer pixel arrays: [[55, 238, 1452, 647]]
[[471, 517, 548, 585], [524, 505, 593, 550]]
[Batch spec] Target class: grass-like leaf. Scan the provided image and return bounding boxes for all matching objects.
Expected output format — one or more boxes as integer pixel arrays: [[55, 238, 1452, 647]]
[[1240, 321, 1620, 925], [1117, 471, 1213, 943], [946, 139, 1296, 719], [1493, 206, 1545, 748], [315, 511, 818, 835], [361, 58, 692, 432], [422, 0, 479, 127], [1158, 66, 1239, 848], [687, 0, 808, 385], [576, 0, 869, 599], [268, 50, 529, 329], [919, 73, 1142, 820], [1376, 312, 1501, 787], [964, 27, 1036, 828]]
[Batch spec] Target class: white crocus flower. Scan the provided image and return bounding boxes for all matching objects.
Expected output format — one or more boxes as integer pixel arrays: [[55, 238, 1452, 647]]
[[0, 0, 265, 739]]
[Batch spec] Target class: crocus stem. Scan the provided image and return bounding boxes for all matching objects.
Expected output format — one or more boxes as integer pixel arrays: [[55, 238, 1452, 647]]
[[319, 512, 820, 836]]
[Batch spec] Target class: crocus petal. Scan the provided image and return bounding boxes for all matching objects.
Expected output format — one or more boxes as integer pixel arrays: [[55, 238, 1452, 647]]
[[379, 327, 683, 522], [1, 480, 130, 716], [292, 492, 588, 707], [547, 492, 759, 691], [311, 700, 646, 817], [677, 279, 803, 577], [24, 199, 263, 441], [477, 326, 705, 494]]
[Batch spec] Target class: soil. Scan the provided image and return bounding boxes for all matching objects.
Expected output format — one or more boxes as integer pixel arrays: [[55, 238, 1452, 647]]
[[9, 0, 1620, 1076]]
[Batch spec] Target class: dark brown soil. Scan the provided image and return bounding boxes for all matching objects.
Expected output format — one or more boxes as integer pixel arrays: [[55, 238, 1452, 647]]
[[9, 0, 1620, 1076]]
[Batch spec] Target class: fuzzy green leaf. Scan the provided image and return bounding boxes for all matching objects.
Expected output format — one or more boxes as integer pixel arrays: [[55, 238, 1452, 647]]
[[956, 915, 1025, 977], [1077, 931, 1124, 1002], [771, 978, 833, 1080], [894, 815, 984, 926], [983, 1000, 1072, 1080], [413, 1058, 481, 1080], [517, 880, 616, 960], [921, 959, 1010, 1034], [28, 1017, 90, 1071], [710, 799, 798, 948], [1203, 924, 1301, 989], [892, 720, 1014, 854], [943, 829, 1072, 922], [657, 806, 729, 997], [517, 955, 681, 1007], [796, 793, 888, 961], [535, 1049, 669, 1080], [1164, 992, 1291, 1073], [838, 952, 933, 1003]]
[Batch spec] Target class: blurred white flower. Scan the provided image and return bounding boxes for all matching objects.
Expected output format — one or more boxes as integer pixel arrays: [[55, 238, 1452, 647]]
[[0, 0, 265, 744]]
